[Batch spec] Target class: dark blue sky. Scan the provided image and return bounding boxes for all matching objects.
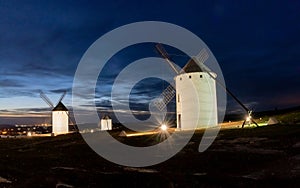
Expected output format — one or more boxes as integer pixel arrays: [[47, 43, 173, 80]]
[[1, 0, 300, 124]]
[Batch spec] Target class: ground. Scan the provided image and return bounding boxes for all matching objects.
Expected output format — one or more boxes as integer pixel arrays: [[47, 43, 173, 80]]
[[0, 124, 299, 187]]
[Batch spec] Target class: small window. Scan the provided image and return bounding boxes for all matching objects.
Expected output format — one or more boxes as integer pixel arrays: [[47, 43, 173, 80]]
[[180, 77, 182, 80], [200, 75, 203, 78], [178, 94, 180, 103], [189, 75, 192, 79]]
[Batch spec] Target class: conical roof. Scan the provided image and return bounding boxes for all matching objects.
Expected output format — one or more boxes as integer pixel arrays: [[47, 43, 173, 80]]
[[52, 102, 68, 111], [102, 115, 111, 120], [181, 59, 203, 73]]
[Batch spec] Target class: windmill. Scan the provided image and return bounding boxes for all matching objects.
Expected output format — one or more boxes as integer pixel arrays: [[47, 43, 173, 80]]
[[99, 114, 112, 131], [155, 44, 218, 130], [155, 44, 259, 129], [40, 91, 70, 135]]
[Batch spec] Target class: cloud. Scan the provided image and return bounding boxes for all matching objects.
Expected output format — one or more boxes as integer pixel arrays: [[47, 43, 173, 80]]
[[0, 90, 37, 98], [1, 0, 300, 126], [0, 79, 25, 88], [49, 88, 71, 94], [0, 107, 50, 118]]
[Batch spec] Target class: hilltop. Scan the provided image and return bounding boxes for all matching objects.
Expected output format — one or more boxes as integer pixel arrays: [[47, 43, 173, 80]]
[[0, 124, 299, 187]]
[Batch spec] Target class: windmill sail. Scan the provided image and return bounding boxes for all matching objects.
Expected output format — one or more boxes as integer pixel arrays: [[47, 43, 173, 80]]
[[40, 91, 54, 108], [194, 48, 209, 66], [154, 44, 180, 111], [57, 91, 67, 105], [155, 43, 179, 74], [153, 85, 176, 111]]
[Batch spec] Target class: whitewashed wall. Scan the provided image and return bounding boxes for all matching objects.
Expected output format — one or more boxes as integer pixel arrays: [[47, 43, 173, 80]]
[[100, 119, 112, 130], [175, 72, 217, 130], [52, 111, 69, 134]]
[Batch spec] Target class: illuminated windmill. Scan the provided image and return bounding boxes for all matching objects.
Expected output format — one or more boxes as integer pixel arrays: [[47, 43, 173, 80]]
[[155, 44, 259, 129], [155, 44, 217, 130], [40, 91, 69, 135]]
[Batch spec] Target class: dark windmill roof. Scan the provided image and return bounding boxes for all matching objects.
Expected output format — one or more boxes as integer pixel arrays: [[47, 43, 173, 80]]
[[181, 59, 203, 73], [52, 102, 68, 111], [102, 115, 111, 120]]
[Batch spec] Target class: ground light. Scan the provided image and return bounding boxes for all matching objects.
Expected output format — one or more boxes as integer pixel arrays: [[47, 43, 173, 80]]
[[160, 124, 168, 131]]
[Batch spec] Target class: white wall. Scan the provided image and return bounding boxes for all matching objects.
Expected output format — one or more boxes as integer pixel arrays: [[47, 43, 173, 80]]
[[52, 111, 69, 134], [175, 72, 218, 130], [100, 119, 112, 130]]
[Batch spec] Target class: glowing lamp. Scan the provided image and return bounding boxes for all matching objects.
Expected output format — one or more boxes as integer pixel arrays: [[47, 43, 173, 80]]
[[246, 116, 251, 122], [160, 124, 167, 131]]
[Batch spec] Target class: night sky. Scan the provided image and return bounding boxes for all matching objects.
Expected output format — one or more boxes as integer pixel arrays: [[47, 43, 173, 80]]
[[1, 0, 300, 124]]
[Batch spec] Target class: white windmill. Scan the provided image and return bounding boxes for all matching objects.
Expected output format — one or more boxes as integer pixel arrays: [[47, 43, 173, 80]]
[[155, 44, 259, 129], [40, 91, 69, 135], [154, 44, 217, 130], [99, 114, 112, 131]]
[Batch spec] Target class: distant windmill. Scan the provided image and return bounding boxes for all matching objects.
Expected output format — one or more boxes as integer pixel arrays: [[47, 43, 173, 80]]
[[99, 114, 112, 131], [40, 91, 69, 135], [155, 44, 259, 129]]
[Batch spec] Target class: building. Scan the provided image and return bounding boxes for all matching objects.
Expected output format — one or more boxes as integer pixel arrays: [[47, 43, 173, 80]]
[[52, 102, 69, 135], [100, 115, 112, 131], [175, 59, 218, 130]]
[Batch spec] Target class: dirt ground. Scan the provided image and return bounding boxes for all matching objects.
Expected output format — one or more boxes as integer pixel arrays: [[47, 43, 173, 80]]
[[0, 124, 299, 187]]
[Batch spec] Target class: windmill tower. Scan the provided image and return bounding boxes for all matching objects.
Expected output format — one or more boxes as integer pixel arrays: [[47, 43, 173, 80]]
[[40, 91, 69, 135], [155, 44, 217, 130]]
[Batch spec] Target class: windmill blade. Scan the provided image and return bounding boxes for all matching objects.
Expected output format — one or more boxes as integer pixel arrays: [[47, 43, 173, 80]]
[[153, 85, 176, 111], [40, 91, 54, 108], [191, 48, 212, 72], [192, 49, 251, 114], [153, 43, 180, 110], [57, 91, 67, 104], [155, 43, 179, 74], [155, 43, 170, 59], [195, 48, 209, 64]]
